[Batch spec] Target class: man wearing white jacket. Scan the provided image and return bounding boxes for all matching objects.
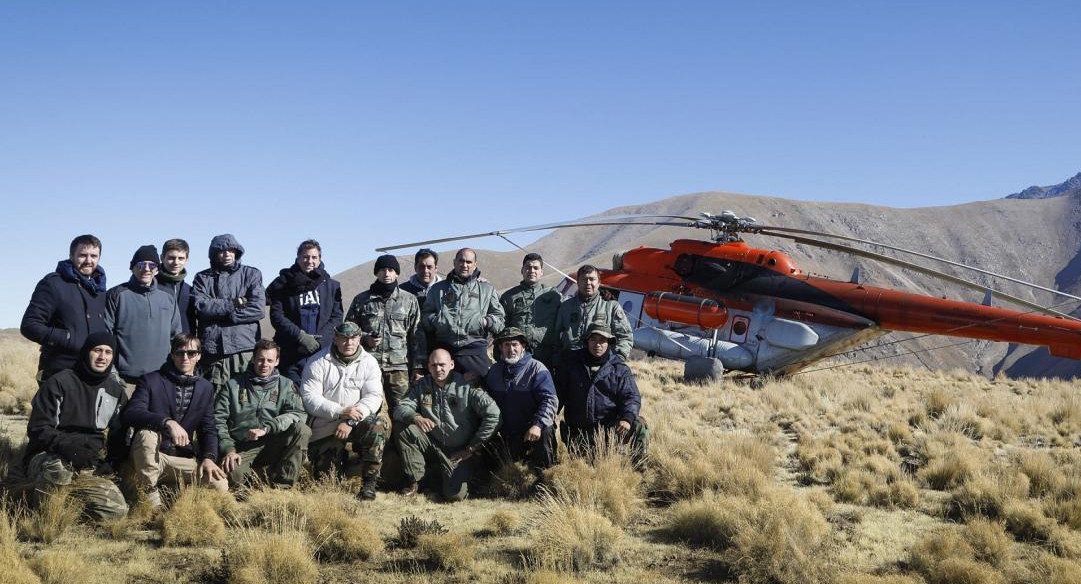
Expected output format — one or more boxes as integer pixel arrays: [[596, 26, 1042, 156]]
[[300, 321, 388, 500]]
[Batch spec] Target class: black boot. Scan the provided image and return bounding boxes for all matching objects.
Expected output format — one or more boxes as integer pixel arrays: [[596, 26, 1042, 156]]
[[358, 470, 379, 500]]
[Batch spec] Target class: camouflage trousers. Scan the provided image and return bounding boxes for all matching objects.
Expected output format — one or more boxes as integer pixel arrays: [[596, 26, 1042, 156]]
[[397, 425, 483, 502], [227, 423, 311, 488], [308, 408, 391, 480], [26, 452, 128, 520], [382, 369, 410, 412]]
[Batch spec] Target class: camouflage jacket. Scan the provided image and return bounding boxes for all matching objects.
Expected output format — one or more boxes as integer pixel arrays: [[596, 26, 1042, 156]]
[[552, 293, 634, 361], [346, 286, 422, 371], [499, 281, 562, 364]]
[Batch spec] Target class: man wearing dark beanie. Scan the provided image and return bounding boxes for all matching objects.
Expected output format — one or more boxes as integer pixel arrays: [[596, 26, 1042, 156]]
[[345, 254, 421, 410], [24, 332, 130, 520], [105, 245, 181, 391]]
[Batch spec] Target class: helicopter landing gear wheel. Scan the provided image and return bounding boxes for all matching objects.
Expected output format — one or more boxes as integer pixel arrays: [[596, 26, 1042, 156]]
[[684, 356, 724, 382]]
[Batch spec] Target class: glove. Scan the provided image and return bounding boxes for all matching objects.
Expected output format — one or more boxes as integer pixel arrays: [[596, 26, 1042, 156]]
[[298, 333, 321, 354], [54, 434, 103, 471], [94, 460, 116, 477]]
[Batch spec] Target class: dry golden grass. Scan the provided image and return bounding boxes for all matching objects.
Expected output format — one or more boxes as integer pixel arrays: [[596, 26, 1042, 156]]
[[224, 529, 318, 584], [486, 509, 520, 536], [0, 334, 38, 415], [161, 486, 228, 546], [530, 492, 623, 572], [416, 531, 476, 571], [542, 450, 643, 526], [242, 487, 383, 562], [726, 487, 833, 584], [18, 487, 81, 544], [0, 503, 39, 584], [663, 490, 749, 549]]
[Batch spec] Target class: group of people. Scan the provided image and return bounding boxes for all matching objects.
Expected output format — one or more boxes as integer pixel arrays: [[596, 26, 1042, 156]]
[[18, 234, 649, 518]]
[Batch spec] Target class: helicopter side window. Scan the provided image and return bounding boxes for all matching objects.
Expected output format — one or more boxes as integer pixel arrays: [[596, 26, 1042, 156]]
[[683, 255, 746, 291]]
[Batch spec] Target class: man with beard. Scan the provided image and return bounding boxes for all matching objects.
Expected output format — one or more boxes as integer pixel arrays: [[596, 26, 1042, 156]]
[[345, 254, 421, 409], [24, 332, 129, 520], [555, 323, 649, 463], [399, 248, 441, 307], [499, 253, 563, 368], [421, 248, 505, 381], [551, 264, 633, 367], [215, 339, 310, 489], [122, 333, 229, 506], [394, 348, 501, 501], [22, 234, 110, 383], [106, 245, 182, 389], [192, 234, 266, 392], [483, 327, 558, 472], [266, 240, 344, 385], [300, 322, 388, 500], [155, 238, 197, 334]]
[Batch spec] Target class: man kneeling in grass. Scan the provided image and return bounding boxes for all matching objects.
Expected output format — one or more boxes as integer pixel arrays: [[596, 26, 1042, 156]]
[[215, 339, 310, 489], [24, 332, 129, 520], [122, 333, 228, 506]]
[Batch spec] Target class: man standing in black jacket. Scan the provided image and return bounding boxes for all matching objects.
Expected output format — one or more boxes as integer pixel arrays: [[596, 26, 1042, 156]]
[[24, 332, 129, 520], [21, 234, 110, 383], [122, 333, 228, 506]]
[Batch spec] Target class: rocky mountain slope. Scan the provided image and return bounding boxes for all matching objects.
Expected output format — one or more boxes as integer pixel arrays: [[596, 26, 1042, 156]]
[[334, 177, 1081, 379]]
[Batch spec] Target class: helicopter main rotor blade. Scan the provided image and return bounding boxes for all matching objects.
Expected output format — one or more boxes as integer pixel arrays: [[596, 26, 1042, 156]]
[[375, 214, 696, 252], [752, 224, 1081, 306], [757, 229, 1078, 320]]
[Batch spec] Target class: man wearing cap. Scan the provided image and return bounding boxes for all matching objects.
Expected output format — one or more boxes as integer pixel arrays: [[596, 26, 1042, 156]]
[[346, 254, 422, 410], [555, 323, 649, 462], [192, 234, 266, 392], [421, 248, 505, 381], [552, 264, 633, 367], [122, 332, 229, 506], [394, 348, 501, 501], [300, 321, 388, 500], [22, 234, 110, 383], [267, 239, 344, 385], [500, 253, 564, 368], [215, 339, 310, 489], [105, 244, 182, 390], [484, 327, 558, 471], [24, 332, 129, 520], [156, 238, 197, 334], [400, 248, 441, 309]]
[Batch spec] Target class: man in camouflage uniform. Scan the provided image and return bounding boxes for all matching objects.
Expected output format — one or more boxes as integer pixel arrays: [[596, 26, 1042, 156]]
[[421, 248, 505, 381], [346, 254, 422, 409], [499, 253, 563, 368], [216, 339, 310, 489], [394, 348, 501, 501], [300, 321, 389, 500], [551, 264, 634, 367], [24, 332, 128, 520]]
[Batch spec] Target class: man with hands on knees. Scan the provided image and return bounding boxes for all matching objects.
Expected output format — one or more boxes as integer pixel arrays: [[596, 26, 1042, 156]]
[[215, 339, 310, 489], [300, 321, 388, 500], [394, 348, 501, 501], [122, 333, 228, 506]]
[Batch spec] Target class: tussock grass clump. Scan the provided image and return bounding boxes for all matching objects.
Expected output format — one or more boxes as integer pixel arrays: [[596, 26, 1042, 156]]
[[1003, 501, 1057, 544], [531, 493, 623, 572], [909, 432, 983, 490], [868, 478, 920, 509], [908, 528, 978, 581], [224, 530, 318, 584], [933, 558, 1005, 584], [649, 424, 773, 500], [397, 515, 448, 549], [1018, 554, 1081, 584], [543, 446, 643, 525], [416, 532, 476, 571], [241, 488, 382, 561], [1046, 497, 1081, 531], [949, 470, 1030, 520], [500, 570, 585, 584], [490, 460, 537, 500], [161, 487, 227, 546], [19, 488, 81, 543], [962, 518, 1012, 567], [726, 489, 832, 584], [796, 437, 843, 485], [1020, 451, 1067, 498], [0, 504, 38, 584], [486, 509, 520, 536], [307, 505, 383, 561], [835, 575, 921, 584], [664, 491, 751, 550], [923, 387, 956, 419]]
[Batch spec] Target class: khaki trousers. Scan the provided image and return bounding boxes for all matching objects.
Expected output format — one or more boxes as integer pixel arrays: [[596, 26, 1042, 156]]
[[130, 430, 228, 493]]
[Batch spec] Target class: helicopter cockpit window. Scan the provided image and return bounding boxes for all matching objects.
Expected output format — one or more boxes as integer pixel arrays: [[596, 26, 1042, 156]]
[[674, 254, 695, 277], [683, 255, 748, 291]]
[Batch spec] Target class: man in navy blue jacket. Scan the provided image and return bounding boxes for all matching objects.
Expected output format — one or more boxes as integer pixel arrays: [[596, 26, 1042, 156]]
[[266, 239, 343, 385], [21, 234, 110, 382], [555, 323, 649, 463], [121, 333, 228, 506], [484, 327, 558, 471]]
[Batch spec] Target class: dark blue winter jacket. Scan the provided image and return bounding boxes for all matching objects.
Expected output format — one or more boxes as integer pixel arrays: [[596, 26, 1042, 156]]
[[266, 263, 343, 385], [484, 353, 558, 438], [121, 365, 219, 461], [21, 261, 109, 376], [556, 350, 641, 429]]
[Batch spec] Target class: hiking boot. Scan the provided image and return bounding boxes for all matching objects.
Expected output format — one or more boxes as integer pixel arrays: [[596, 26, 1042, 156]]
[[358, 472, 379, 501], [398, 481, 419, 497]]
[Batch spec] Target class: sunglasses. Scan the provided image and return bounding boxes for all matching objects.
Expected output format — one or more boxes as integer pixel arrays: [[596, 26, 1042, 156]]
[[172, 350, 200, 358], [135, 261, 158, 271]]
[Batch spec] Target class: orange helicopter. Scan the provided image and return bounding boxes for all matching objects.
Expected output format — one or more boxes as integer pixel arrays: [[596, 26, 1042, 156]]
[[378, 211, 1081, 378]]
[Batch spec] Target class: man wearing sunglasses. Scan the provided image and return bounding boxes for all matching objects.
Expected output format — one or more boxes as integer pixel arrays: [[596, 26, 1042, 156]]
[[122, 333, 228, 506], [105, 245, 182, 392]]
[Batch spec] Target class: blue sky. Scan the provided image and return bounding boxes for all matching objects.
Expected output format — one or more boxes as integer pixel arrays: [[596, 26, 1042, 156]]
[[2, 1, 1079, 328]]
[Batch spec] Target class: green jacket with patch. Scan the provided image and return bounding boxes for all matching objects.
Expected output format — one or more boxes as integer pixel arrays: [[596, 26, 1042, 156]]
[[214, 372, 308, 454], [552, 293, 634, 362], [500, 281, 563, 364], [421, 272, 505, 356], [393, 371, 501, 453], [346, 286, 422, 371]]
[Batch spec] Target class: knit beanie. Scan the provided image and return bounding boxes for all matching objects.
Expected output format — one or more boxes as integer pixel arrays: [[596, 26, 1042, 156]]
[[130, 245, 160, 269], [374, 254, 401, 275]]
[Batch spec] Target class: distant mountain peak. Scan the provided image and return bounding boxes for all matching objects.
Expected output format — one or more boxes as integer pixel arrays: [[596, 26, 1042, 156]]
[[1005, 171, 1081, 200]]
